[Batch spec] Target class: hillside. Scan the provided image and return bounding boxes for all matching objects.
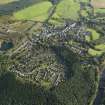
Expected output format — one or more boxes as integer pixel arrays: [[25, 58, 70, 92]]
[[0, 0, 105, 105]]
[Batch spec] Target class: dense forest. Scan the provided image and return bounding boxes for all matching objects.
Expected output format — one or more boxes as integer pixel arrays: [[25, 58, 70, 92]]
[[0, 47, 97, 105]]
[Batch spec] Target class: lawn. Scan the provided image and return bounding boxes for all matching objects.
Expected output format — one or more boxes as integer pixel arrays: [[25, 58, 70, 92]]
[[13, 1, 52, 21]]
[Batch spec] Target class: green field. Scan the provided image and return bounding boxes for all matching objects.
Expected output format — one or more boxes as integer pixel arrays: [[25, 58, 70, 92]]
[[55, 0, 80, 20], [94, 8, 105, 14], [50, 0, 80, 23], [86, 29, 105, 56], [92, 0, 105, 57], [13, 0, 80, 23], [13, 1, 52, 21], [0, 0, 18, 4], [86, 29, 100, 41], [88, 44, 105, 56]]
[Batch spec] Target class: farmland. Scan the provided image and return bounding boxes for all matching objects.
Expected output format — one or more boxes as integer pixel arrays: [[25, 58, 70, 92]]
[[13, 1, 52, 21], [91, 0, 105, 8], [0, 0, 81, 22], [0, 0, 18, 4], [91, 0, 105, 15], [51, 0, 80, 21]]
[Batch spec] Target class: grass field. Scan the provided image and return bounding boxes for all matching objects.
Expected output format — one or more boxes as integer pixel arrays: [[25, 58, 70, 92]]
[[88, 44, 105, 56], [94, 8, 105, 14], [86, 29, 105, 56], [13, 1, 52, 21], [0, 0, 18, 4], [87, 0, 105, 56], [86, 29, 100, 41], [49, 0, 80, 24], [13, 0, 80, 23], [91, 0, 105, 15], [56, 0, 80, 20]]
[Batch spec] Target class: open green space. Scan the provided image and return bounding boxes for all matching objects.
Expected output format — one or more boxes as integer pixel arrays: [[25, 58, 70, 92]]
[[14, 0, 80, 23], [85, 29, 100, 42], [0, 0, 19, 4], [55, 0, 80, 20], [94, 8, 105, 14], [49, 0, 80, 24], [88, 44, 105, 56], [85, 29, 105, 56], [13, 1, 52, 21]]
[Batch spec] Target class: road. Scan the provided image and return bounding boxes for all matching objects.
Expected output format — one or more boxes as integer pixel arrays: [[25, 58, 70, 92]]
[[93, 70, 105, 105]]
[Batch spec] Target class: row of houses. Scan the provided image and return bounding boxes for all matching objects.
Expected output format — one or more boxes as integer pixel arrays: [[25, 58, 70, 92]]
[[2, 19, 93, 86]]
